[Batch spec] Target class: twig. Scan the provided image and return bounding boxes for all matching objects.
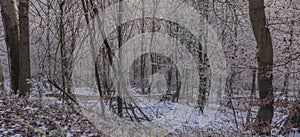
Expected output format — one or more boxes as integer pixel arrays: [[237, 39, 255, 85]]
[[47, 79, 79, 106]]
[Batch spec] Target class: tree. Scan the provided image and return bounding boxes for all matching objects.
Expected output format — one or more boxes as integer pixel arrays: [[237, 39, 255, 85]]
[[249, 0, 274, 134], [0, 0, 20, 93], [0, 0, 31, 95], [18, 0, 31, 95]]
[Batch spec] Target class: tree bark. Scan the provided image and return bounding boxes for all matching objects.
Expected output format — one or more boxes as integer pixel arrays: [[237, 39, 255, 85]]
[[248, 0, 274, 134], [0, 0, 20, 93], [198, 0, 209, 112], [18, 0, 31, 95], [0, 59, 4, 89]]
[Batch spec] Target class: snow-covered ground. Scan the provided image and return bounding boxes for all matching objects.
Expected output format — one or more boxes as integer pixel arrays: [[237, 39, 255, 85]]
[[1, 83, 299, 136]]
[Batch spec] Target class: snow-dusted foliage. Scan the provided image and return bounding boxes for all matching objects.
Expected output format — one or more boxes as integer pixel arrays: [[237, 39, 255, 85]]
[[0, 0, 299, 136]]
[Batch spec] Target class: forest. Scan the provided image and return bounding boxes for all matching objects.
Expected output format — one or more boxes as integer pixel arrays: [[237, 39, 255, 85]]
[[0, 0, 299, 136]]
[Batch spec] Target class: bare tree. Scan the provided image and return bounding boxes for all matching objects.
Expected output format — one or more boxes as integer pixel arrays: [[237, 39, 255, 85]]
[[249, 0, 274, 134], [0, 0, 20, 93], [18, 0, 31, 95]]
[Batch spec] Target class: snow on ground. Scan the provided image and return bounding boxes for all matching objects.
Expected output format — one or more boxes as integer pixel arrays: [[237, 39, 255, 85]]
[[1, 84, 299, 136], [0, 90, 105, 137]]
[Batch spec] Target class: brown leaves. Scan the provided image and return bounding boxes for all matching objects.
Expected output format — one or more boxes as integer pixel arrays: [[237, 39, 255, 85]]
[[0, 92, 103, 136], [253, 120, 272, 135], [275, 98, 289, 108], [248, 96, 274, 107]]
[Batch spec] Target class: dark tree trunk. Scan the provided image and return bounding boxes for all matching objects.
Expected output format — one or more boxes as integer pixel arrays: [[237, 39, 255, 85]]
[[249, 0, 274, 134], [0, 0, 20, 93], [18, 0, 31, 95]]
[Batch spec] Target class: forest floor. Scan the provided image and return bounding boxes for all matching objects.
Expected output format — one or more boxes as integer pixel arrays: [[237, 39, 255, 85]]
[[0, 86, 299, 136], [0, 89, 245, 137], [0, 90, 105, 137]]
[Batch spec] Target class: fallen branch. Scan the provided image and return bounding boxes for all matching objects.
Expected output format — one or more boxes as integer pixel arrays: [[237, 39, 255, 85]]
[[47, 79, 79, 106]]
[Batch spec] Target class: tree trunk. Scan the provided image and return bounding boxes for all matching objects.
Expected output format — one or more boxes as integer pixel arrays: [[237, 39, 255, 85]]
[[18, 0, 31, 95], [0, 60, 4, 89], [59, 1, 69, 100], [248, 0, 274, 134], [0, 0, 20, 93], [198, 0, 209, 112]]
